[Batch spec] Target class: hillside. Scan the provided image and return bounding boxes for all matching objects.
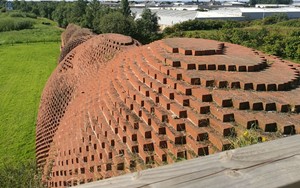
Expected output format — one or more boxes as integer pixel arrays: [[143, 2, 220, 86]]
[[0, 12, 62, 164], [0, 11, 62, 45]]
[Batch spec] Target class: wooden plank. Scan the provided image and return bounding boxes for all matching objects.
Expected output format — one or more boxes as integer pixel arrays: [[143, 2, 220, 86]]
[[76, 135, 300, 188]]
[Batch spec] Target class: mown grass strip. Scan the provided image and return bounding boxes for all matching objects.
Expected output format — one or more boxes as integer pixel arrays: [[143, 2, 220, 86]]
[[0, 42, 60, 163]]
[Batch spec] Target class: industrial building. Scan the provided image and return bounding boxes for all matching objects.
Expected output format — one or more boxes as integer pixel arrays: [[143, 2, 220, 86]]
[[132, 6, 300, 26]]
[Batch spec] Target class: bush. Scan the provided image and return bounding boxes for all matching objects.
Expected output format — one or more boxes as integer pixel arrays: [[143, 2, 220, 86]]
[[163, 26, 175, 35], [277, 18, 300, 27], [9, 12, 25, 18], [251, 13, 289, 25], [9, 12, 37, 19], [0, 159, 44, 188], [0, 18, 34, 32], [24, 13, 37, 19], [163, 19, 247, 34], [99, 11, 136, 36], [230, 129, 267, 149], [262, 13, 288, 25]]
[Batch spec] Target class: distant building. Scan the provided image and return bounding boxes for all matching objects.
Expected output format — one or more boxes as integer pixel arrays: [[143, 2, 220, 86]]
[[132, 5, 300, 27], [255, 4, 290, 8], [132, 8, 198, 27], [195, 7, 300, 20], [195, 8, 244, 20], [222, 1, 247, 7], [240, 7, 300, 20], [5, 1, 13, 11]]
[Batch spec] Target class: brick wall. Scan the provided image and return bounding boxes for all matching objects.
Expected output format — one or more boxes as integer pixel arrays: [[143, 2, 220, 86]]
[[36, 26, 300, 188]]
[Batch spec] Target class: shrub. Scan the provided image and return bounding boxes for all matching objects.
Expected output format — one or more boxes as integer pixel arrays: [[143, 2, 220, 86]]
[[9, 12, 25, 18], [261, 13, 288, 25], [277, 18, 300, 27], [99, 11, 136, 36], [9, 12, 37, 19], [251, 13, 289, 25], [163, 19, 248, 34], [0, 18, 34, 32], [24, 12, 37, 19], [0, 159, 44, 188], [230, 129, 267, 149]]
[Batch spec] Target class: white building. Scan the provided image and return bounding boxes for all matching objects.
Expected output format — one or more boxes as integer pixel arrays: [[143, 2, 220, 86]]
[[255, 4, 290, 8], [240, 7, 300, 20], [132, 8, 198, 27], [195, 7, 300, 20]]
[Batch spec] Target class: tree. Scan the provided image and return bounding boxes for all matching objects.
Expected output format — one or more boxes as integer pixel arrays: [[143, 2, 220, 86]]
[[38, 2, 57, 19], [135, 8, 160, 44], [13, 0, 20, 10], [99, 11, 136, 36], [284, 36, 300, 60], [69, 0, 88, 26], [249, 0, 257, 6], [83, 0, 111, 33], [83, 0, 100, 29], [120, 0, 131, 17], [0, 0, 6, 9], [19, 0, 29, 12], [52, 1, 70, 28], [264, 13, 288, 25]]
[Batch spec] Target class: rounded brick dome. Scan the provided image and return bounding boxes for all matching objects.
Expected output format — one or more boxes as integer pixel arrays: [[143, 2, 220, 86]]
[[36, 27, 300, 187]]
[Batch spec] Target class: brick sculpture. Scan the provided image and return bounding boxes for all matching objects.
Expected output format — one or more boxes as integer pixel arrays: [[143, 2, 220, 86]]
[[36, 26, 300, 187]]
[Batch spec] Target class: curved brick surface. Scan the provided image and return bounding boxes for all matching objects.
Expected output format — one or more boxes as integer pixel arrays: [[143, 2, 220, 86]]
[[37, 27, 300, 187], [59, 25, 94, 62]]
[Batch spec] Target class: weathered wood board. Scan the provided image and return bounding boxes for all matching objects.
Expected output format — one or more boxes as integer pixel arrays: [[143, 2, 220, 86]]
[[76, 135, 300, 188]]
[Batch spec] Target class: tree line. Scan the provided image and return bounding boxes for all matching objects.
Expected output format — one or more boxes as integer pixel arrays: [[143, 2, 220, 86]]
[[1, 0, 160, 44]]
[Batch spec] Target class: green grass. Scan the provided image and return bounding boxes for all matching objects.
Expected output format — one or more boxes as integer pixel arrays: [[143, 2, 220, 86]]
[[0, 17, 62, 45], [0, 14, 62, 163], [0, 42, 59, 163]]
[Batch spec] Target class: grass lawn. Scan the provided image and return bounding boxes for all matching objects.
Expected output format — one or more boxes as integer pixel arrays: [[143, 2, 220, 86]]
[[0, 42, 60, 163], [0, 16, 63, 45], [0, 11, 63, 45]]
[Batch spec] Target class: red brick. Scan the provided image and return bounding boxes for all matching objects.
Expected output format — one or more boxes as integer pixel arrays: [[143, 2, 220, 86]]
[[170, 103, 187, 118], [176, 82, 192, 95], [174, 92, 190, 106], [37, 32, 300, 187], [165, 58, 180, 67], [169, 118, 186, 131], [161, 87, 174, 100], [208, 132, 231, 151], [187, 109, 209, 127], [190, 99, 210, 114], [181, 61, 196, 70], [234, 111, 258, 129], [192, 87, 212, 102], [186, 122, 209, 141], [210, 105, 235, 122], [209, 118, 235, 137], [213, 95, 233, 108], [159, 95, 171, 111], [169, 69, 183, 80], [154, 106, 169, 123], [256, 113, 277, 132]]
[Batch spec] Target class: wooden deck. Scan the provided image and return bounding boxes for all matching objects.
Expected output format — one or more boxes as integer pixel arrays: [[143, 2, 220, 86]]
[[76, 135, 300, 188]]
